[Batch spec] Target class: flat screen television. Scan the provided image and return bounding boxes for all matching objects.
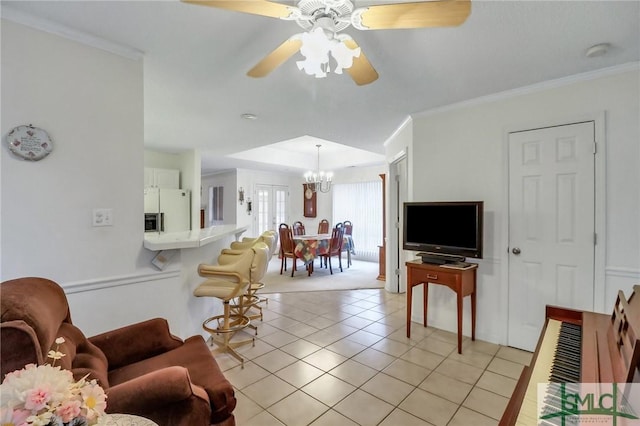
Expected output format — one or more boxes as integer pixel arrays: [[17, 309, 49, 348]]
[[403, 201, 483, 262]]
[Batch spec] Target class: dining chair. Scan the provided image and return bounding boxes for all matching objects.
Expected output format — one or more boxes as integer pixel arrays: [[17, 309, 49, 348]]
[[343, 220, 353, 235], [318, 219, 330, 234], [321, 224, 345, 274], [343, 220, 353, 267], [319, 222, 342, 268], [317, 219, 330, 268], [278, 225, 298, 277], [292, 221, 305, 236], [278, 223, 289, 259]]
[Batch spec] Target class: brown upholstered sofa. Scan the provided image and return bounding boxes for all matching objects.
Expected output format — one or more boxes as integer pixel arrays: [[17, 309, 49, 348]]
[[0, 277, 236, 426]]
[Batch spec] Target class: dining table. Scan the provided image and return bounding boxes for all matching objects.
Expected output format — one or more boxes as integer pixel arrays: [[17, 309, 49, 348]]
[[292, 234, 354, 275]]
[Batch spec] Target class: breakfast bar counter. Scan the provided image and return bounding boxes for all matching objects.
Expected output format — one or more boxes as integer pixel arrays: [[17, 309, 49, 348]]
[[143, 224, 248, 251]]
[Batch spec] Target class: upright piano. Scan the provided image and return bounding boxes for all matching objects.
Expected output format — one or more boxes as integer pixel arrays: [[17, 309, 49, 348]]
[[500, 285, 640, 425]]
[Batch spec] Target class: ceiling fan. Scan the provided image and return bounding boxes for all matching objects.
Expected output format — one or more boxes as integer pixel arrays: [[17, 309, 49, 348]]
[[183, 0, 471, 85]]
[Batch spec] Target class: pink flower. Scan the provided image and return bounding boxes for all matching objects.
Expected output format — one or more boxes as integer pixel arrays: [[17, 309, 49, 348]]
[[55, 399, 81, 423], [24, 385, 51, 411], [0, 407, 30, 426]]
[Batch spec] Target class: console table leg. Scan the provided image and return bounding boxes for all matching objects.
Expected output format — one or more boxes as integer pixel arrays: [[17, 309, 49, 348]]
[[457, 291, 463, 354], [406, 283, 413, 338], [423, 282, 429, 328], [471, 289, 476, 341]]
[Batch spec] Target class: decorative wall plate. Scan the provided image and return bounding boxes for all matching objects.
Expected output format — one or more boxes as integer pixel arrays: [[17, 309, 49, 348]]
[[5, 124, 53, 161]]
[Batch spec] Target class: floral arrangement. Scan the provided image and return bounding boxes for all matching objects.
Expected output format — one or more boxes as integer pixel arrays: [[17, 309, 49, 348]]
[[0, 337, 107, 426]]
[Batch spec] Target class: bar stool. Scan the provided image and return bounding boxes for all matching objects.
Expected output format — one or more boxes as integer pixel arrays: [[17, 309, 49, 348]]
[[194, 243, 268, 367], [221, 241, 272, 333], [233, 230, 278, 253]]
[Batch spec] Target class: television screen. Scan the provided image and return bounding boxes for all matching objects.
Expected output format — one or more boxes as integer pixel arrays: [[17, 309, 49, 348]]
[[403, 201, 483, 259]]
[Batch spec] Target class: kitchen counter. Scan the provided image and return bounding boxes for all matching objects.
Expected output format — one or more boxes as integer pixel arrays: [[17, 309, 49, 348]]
[[143, 224, 248, 251]]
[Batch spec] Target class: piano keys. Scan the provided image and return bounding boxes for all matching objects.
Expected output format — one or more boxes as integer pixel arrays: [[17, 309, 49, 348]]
[[500, 285, 640, 425], [549, 322, 581, 383]]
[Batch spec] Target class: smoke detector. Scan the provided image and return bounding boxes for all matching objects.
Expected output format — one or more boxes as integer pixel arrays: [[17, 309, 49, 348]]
[[585, 43, 611, 58]]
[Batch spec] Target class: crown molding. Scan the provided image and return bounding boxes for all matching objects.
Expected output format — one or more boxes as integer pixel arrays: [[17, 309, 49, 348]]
[[1, 5, 144, 60], [383, 115, 412, 148], [414, 62, 640, 119]]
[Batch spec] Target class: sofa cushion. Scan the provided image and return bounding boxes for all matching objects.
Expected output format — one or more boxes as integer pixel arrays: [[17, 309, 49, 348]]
[[108, 335, 236, 423]]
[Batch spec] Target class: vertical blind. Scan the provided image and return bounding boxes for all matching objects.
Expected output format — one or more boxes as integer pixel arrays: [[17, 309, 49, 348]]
[[332, 181, 382, 262]]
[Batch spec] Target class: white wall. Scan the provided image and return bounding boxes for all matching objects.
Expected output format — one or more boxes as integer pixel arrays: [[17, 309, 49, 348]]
[[1, 20, 146, 282], [1, 21, 227, 340], [398, 67, 640, 346], [144, 149, 183, 170]]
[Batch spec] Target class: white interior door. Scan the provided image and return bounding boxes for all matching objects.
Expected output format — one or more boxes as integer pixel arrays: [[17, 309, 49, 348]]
[[507, 122, 596, 351], [256, 184, 288, 235]]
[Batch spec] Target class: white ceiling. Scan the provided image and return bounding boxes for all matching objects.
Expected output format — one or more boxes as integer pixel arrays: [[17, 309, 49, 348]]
[[3, 1, 639, 174]]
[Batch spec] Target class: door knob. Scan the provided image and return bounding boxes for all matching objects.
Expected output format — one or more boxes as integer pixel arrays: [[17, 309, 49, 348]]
[[512, 247, 521, 255]]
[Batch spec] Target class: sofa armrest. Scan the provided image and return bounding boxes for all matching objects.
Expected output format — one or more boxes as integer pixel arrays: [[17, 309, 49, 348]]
[[105, 366, 211, 422], [1, 320, 43, 378], [89, 318, 183, 370]]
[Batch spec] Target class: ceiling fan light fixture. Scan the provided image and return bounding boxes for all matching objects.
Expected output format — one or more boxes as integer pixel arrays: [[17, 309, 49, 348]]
[[186, 0, 470, 86], [295, 27, 360, 79], [331, 37, 360, 74], [295, 0, 354, 32], [296, 28, 331, 77]]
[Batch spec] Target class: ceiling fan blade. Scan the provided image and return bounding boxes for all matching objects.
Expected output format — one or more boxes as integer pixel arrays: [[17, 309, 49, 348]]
[[356, 0, 471, 30], [182, 0, 294, 19], [343, 39, 378, 86], [247, 38, 303, 78]]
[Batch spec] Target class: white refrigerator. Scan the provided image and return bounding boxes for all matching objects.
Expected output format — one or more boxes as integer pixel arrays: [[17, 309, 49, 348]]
[[144, 188, 191, 232]]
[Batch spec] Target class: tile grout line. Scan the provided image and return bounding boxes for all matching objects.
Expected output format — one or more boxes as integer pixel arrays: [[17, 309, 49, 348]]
[[221, 288, 529, 425]]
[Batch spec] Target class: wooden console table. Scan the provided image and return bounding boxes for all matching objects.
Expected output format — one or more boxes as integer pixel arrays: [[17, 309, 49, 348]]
[[405, 260, 478, 354]]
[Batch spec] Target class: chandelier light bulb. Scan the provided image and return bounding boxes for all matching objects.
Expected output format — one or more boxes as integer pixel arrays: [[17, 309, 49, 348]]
[[303, 144, 332, 193]]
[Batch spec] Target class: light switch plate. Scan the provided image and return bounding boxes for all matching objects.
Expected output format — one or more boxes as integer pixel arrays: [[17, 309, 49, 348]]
[[92, 208, 113, 227]]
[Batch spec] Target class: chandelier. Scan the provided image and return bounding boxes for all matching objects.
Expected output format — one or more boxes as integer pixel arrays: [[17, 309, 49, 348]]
[[304, 144, 333, 193]]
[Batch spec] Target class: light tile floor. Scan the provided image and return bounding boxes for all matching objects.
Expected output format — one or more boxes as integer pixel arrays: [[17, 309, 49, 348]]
[[211, 289, 532, 426]]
